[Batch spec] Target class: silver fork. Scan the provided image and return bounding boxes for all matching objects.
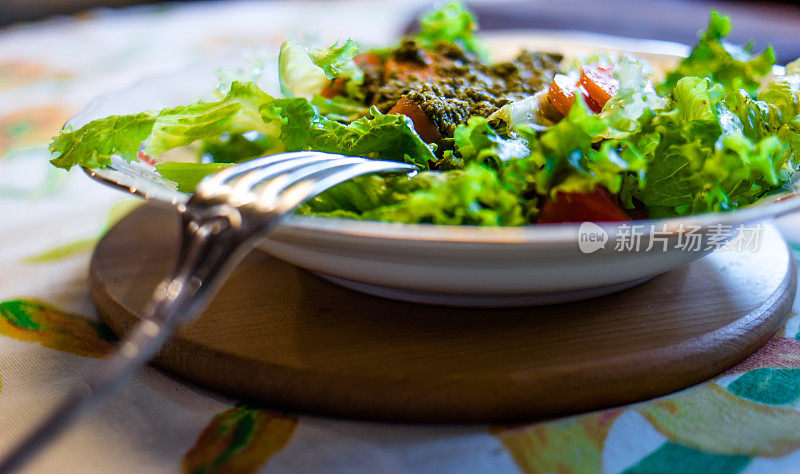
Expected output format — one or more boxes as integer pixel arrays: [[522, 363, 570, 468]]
[[0, 151, 415, 473]]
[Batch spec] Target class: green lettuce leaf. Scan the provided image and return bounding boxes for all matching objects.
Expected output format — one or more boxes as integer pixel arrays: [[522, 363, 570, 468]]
[[672, 76, 723, 122], [199, 133, 281, 164], [447, 98, 646, 213], [528, 100, 645, 198], [721, 71, 800, 171], [50, 82, 304, 170], [278, 39, 361, 99], [308, 107, 435, 168], [757, 75, 800, 124], [631, 77, 793, 216], [659, 11, 775, 96], [600, 56, 668, 138], [455, 100, 644, 207], [309, 39, 361, 79], [414, 1, 488, 58], [727, 82, 800, 175], [299, 172, 425, 216], [301, 117, 537, 225], [51, 80, 434, 188], [145, 83, 295, 157], [361, 164, 527, 226], [453, 117, 530, 168], [155, 162, 232, 193], [299, 165, 529, 226], [262, 97, 318, 151], [50, 112, 156, 169], [724, 88, 785, 141], [538, 99, 608, 156], [310, 94, 369, 122]]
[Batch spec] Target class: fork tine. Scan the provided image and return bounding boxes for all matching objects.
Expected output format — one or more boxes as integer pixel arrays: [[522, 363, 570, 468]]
[[226, 155, 345, 205], [257, 159, 415, 213], [300, 161, 416, 202], [254, 157, 368, 209], [280, 160, 416, 212], [196, 151, 325, 197]]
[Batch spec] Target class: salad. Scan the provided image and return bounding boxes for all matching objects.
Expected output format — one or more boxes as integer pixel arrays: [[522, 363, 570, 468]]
[[50, 2, 800, 226]]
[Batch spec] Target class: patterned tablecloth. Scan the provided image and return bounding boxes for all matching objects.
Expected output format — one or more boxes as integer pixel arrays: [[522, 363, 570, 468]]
[[3, 1, 800, 472]]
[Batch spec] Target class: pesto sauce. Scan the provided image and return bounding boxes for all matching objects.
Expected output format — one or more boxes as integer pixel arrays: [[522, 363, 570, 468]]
[[361, 39, 562, 138]]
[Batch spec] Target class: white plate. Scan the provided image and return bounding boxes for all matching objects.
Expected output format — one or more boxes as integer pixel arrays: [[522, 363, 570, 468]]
[[71, 32, 800, 306]]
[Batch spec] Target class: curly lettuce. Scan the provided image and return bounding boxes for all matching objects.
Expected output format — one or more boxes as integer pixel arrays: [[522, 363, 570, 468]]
[[50, 82, 433, 185], [308, 107, 434, 168], [659, 11, 775, 96], [278, 39, 361, 99], [355, 165, 526, 226], [310, 94, 369, 122], [49, 6, 800, 226], [414, 0, 488, 58], [600, 56, 668, 137], [525, 99, 646, 198], [630, 77, 793, 217], [50, 82, 283, 169], [155, 162, 232, 193], [453, 117, 529, 168]]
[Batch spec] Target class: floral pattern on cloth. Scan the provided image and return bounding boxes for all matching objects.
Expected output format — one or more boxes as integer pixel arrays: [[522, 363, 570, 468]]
[[0, 298, 116, 358], [0, 106, 73, 157], [493, 316, 800, 473], [183, 404, 298, 474], [2, 1, 800, 473]]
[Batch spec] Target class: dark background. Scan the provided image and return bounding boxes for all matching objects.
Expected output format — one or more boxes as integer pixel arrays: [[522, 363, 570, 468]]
[[3, 0, 800, 64]]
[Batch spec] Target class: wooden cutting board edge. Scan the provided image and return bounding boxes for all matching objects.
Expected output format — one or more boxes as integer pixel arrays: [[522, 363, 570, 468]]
[[89, 205, 797, 422]]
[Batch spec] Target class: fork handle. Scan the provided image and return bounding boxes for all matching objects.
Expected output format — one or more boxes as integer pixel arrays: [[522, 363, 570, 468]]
[[0, 205, 259, 474]]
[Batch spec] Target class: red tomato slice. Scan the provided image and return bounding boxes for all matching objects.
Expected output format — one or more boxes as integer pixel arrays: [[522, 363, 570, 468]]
[[548, 74, 608, 115], [388, 96, 442, 144], [321, 53, 384, 98], [354, 52, 383, 68], [547, 74, 577, 116], [548, 66, 619, 116], [137, 150, 156, 166], [579, 85, 604, 113], [578, 65, 619, 110], [320, 78, 347, 98], [537, 187, 630, 223], [383, 50, 438, 82]]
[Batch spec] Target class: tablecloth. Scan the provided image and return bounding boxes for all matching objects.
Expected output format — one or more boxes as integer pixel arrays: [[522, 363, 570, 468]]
[[3, 1, 800, 472]]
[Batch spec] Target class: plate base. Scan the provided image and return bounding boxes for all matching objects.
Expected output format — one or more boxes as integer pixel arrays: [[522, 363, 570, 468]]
[[315, 273, 652, 307]]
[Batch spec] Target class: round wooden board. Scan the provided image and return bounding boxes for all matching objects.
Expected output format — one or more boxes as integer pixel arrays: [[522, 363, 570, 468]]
[[91, 204, 796, 422]]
